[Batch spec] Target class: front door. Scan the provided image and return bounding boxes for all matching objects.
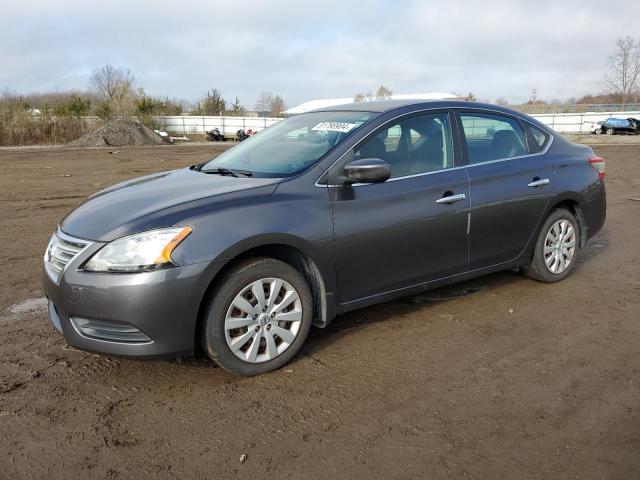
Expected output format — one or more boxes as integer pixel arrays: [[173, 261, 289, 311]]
[[328, 111, 470, 304]]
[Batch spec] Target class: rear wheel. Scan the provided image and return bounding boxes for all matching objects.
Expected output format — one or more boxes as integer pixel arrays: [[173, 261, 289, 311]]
[[201, 257, 313, 375], [607, 128, 615, 135], [521, 208, 580, 283]]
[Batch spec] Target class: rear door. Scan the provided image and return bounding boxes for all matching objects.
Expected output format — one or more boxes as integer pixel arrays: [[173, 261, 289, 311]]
[[456, 111, 554, 269], [327, 111, 470, 304]]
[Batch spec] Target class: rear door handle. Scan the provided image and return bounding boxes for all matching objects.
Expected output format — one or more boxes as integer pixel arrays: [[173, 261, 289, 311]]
[[528, 178, 550, 188], [436, 193, 466, 205]]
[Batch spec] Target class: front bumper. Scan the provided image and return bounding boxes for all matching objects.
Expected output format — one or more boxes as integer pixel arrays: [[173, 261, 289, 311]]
[[43, 244, 218, 359]]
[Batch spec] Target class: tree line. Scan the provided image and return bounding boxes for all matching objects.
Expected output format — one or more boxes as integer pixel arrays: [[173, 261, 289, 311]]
[[0, 65, 288, 145], [2, 36, 640, 146], [190, 88, 286, 117], [1, 64, 288, 123]]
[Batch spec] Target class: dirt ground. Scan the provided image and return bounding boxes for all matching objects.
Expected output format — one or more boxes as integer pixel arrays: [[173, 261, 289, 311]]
[[0, 142, 639, 479], [564, 132, 640, 145]]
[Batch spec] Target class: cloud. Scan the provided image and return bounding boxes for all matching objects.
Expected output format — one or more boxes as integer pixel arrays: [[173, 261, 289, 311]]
[[0, 0, 637, 106]]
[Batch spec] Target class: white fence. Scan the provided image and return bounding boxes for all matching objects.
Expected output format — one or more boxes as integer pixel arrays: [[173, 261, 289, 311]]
[[155, 116, 282, 136], [154, 110, 640, 136], [531, 111, 640, 133]]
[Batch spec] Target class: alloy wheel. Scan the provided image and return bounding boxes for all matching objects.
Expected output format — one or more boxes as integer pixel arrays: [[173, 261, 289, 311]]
[[224, 277, 303, 363], [543, 219, 576, 274]]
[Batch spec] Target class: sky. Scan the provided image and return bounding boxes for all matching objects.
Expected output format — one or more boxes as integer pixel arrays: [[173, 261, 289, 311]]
[[1, 0, 638, 108]]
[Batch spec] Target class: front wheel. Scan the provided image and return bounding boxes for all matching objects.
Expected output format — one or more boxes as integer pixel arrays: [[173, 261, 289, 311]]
[[201, 257, 313, 375], [521, 208, 580, 283], [606, 128, 615, 135]]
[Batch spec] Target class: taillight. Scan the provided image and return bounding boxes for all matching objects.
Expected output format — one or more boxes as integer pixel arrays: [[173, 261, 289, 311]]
[[588, 155, 606, 180]]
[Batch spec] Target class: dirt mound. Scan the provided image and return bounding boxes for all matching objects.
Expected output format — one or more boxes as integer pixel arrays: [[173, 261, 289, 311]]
[[69, 119, 167, 147]]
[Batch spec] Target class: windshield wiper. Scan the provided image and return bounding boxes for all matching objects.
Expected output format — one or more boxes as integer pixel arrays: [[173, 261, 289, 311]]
[[200, 166, 253, 177]]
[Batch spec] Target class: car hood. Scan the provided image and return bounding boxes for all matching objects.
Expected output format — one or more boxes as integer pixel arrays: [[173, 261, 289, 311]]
[[60, 168, 280, 241]]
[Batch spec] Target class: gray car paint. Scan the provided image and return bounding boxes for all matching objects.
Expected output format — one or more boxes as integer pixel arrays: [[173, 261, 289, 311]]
[[43, 100, 606, 358]]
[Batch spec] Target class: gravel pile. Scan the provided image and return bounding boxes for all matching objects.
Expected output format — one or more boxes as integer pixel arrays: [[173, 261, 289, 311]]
[[69, 119, 167, 147]]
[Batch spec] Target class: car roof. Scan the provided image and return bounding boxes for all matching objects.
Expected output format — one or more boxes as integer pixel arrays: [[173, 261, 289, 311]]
[[313, 99, 515, 114], [309, 98, 559, 137]]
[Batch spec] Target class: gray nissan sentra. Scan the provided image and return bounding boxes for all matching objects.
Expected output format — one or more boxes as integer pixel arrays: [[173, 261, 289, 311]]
[[43, 100, 606, 375]]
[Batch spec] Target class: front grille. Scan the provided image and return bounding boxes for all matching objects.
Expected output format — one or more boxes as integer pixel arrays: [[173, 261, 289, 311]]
[[71, 317, 152, 343], [44, 229, 90, 283]]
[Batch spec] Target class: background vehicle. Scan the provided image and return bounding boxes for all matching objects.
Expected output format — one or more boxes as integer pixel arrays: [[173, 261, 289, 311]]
[[43, 100, 606, 375], [590, 120, 604, 134], [236, 129, 250, 141], [206, 128, 225, 142], [600, 117, 640, 135]]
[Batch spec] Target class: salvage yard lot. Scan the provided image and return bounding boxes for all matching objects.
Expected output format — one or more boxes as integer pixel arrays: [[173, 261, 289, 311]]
[[0, 142, 639, 479]]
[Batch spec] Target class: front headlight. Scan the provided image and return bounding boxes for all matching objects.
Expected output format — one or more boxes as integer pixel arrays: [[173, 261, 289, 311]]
[[84, 226, 192, 272]]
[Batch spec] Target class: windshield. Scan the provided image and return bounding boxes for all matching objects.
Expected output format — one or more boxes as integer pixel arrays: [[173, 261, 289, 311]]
[[202, 111, 376, 177]]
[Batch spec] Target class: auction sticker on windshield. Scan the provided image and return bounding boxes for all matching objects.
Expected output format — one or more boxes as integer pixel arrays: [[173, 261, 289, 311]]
[[311, 122, 357, 133]]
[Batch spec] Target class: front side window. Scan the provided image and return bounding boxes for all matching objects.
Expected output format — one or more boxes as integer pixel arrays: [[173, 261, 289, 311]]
[[460, 113, 527, 164], [353, 112, 454, 179], [202, 111, 375, 177]]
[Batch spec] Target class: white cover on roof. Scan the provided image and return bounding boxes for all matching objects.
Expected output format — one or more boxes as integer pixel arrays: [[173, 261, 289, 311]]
[[285, 92, 460, 114]]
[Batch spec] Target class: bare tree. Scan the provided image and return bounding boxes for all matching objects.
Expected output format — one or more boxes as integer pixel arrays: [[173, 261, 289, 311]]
[[375, 84, 393, 100], [90, 65, 135, 103], [605, 36, 640, 108], [269, 94, 286, 116], [255, 92, 286, 116], [353, 91, 374, 102], [255, 91, 273, 113]]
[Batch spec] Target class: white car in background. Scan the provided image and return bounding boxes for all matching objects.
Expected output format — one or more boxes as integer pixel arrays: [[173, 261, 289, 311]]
[[590, 121, 605, 134]]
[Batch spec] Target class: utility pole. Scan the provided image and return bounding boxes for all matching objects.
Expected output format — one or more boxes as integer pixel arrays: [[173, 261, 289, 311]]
[[531, 88, 538, 103]]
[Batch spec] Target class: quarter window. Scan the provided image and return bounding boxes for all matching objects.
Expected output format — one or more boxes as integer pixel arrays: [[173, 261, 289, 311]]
[[526, 124, 550, 153], [354, 113, 454, 179], [460, 113, 528, 164]]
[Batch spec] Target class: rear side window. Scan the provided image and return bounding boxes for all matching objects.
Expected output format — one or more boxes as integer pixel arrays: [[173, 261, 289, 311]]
[[525, 124, 550, 153], [460, 113, 528, 164]]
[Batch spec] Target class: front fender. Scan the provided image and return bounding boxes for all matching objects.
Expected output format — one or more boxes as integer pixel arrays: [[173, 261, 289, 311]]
[[170, 171, 336, 294]]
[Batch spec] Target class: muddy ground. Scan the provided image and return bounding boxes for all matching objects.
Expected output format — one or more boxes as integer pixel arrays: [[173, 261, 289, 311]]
[[0, 142, 639, 479]]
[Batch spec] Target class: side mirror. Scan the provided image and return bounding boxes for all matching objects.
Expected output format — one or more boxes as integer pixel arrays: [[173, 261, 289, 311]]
[[343, 158, 391, 184]]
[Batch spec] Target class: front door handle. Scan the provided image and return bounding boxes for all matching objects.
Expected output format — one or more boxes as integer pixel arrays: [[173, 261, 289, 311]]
[[436, 193, 466, 205], [528, 178, 550, 188]]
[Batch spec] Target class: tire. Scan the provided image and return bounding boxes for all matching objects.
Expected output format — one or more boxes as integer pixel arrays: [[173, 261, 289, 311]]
[[521, 208, 580, 283], [607, 128, 615, 135], [201, 257, 313, 375], [594, 128, 602, 135]]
